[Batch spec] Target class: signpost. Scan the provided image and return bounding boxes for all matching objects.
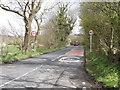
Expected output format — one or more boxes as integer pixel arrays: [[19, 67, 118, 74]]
[[31, 31, 37, 37], [89, 30, 94, 52], [31, 31, 37, 49]]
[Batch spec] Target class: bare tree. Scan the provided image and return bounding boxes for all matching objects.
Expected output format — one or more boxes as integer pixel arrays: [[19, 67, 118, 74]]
[[43, 20, 57, 49], [0, 0, 43, 53], [7, 20, 23, 50], [34, 2, 59, 48]]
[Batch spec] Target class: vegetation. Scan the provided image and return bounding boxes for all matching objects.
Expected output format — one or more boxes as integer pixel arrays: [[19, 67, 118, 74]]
[[0, 1, 74, 53], [54, 3, 74, 46], [1, 45, 66, 64], [0, 0, 58, 53], [0, 2, 74, 64], [41, 3, 74, 48], [1, 1, 119, 88], [80, 2, 120, 62], [80, 2, 120, 87], [86, 49, 119, 87], [0, 0, 43, 53]]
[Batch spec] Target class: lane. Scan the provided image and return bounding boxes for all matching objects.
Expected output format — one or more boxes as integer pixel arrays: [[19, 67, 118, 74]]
[[0, 46, 74, 87], [0, 46, 97, 88], [64, 49, 84, 56]]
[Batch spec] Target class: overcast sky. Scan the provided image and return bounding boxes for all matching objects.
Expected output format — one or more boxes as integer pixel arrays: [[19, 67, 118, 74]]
[[0, 8, 24, 36], [1, 0, 117, 36], [0, 0, 81, 36]]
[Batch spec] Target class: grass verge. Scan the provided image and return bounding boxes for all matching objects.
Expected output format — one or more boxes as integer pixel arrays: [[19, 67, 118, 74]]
[[86, 49, 119, 88], [1, 45, 66, 64]]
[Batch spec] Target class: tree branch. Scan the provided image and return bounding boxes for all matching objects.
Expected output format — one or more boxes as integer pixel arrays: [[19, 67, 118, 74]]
[[0, 4, 24, 17]]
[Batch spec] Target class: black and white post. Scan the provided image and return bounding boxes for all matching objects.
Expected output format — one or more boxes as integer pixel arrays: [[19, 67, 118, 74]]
[[89, 30, 94, 52]]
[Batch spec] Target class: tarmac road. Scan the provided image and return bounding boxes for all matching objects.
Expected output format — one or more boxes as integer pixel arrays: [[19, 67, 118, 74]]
[[0, 46, 98, 89]]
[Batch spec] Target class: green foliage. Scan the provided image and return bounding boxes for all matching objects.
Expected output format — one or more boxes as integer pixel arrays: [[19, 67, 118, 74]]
[[8, 40, 22, 46], [54, 3, 74, 45], [80, 2, 120, 62], [80, 3, 120, 87], [1, 45, 66, 64], [42, 3, 74, 48], [86, 50, 119, 87]]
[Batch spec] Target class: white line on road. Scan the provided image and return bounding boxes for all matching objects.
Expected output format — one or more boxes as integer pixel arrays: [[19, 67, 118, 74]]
[[82, 82, 86, 90], [0, 55, 65, 87], [82, 87, 87, 90], [0, 66, 42, 88], [82, 82, 86, 85], [51, 55, 64, 61]]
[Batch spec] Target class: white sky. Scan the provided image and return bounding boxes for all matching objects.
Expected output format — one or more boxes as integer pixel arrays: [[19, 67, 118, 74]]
[[0, 8, 24, 36], [0, 0, 118, 36], [0, 0, 81, 36]]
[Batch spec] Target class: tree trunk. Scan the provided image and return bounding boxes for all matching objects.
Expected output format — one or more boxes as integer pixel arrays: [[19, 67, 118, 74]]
[[34, 17, 42, 49], [107, 48, 113, 62], [22, 19, 32, 53], [34, 22, 40, 45]]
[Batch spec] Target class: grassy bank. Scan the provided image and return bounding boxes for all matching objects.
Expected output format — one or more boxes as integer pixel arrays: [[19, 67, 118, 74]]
[[86, 49, 119, 87], [1, 45, 66, 64]]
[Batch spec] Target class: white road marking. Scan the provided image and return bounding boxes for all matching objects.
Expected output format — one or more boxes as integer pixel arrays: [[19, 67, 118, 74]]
[[59, 60, 80, 63], [0, 49, 74, 87], [82, 82, 86, 90], [0, 55, 65, 87], [82, 87, 86, 90], [82, 82, 86, 85], [0, 66, 42, 87], [59, 57, 81, 63], [51, 55, 64, 61], [69, 79, 77, 88]]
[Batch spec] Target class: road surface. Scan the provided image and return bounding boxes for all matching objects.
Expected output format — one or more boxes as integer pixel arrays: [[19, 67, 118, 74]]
[[0, 46, 98, 89]]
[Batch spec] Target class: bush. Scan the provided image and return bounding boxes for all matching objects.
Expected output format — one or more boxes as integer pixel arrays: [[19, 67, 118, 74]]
[[86, 50, 119, 87]]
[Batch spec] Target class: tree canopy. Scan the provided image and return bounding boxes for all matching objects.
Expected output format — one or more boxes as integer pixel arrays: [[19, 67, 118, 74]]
[[80, 2, 120, 62]]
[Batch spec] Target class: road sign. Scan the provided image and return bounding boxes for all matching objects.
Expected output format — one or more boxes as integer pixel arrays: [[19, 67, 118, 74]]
[[88, 30, 94, 52], [89, 30, 94, 35], [31, 31, 36, 37]]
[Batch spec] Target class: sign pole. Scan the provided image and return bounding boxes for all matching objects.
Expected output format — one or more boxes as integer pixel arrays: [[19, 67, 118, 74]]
[[89, 29, 94, 52], [89, 30, 94, 52], [31, 31, 37, 49], [90, 35, 92, 52]]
